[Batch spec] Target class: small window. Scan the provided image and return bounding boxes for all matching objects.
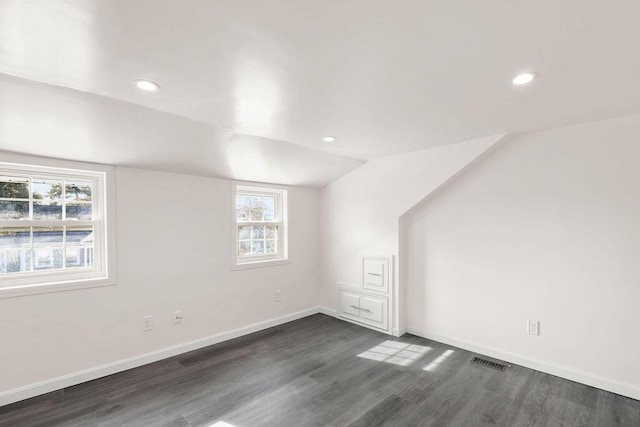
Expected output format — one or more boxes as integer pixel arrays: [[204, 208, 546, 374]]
[[0, 161, 114, 297], [234, 184, 287, 268]]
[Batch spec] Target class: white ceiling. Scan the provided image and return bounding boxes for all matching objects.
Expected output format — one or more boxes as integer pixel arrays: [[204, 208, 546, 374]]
[[1, 1, 640, 184], [0, 74, 362, 188]]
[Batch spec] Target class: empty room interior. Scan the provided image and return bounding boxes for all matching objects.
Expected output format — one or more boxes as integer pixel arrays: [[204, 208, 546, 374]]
[[1, 1, 640, 426]]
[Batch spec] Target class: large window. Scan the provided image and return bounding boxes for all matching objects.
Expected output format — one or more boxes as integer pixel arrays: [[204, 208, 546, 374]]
[[0, 160, 114, 296], [234, 184, 287, 268]]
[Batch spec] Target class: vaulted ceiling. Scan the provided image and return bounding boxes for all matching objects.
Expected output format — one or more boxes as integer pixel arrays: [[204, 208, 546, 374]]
[[1, 1, 639, 187]]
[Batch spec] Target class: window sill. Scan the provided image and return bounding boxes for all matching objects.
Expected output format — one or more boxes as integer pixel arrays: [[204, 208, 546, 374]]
[[232, 258, 291, 271], [0, 276, 116, 299]]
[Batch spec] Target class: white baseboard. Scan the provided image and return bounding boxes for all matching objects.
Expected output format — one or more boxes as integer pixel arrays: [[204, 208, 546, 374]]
[[317, 306, 337, 317], [10, 312, 635, 407], [0, 307, 325, 407], [405, 327, 640, 401], [393, 327, 407, 337]]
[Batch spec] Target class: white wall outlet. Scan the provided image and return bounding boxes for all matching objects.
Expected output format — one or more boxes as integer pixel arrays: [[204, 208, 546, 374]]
[[173, 310, 183, 324], [275, 290, 281, 302], [142, 315, 153, 331], [527, 319, 540, 335]]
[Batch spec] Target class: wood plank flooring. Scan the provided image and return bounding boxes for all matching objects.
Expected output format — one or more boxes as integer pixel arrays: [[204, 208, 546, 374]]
[[1, 314, 639, 426]]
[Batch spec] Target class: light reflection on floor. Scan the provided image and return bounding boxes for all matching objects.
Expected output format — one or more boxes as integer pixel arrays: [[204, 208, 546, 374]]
[[357, 340, 431, 366], [423, 349, 455, 371]]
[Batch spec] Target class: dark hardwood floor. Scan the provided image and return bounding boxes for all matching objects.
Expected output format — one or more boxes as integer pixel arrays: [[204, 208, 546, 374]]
[[1, 314, 639, 426]]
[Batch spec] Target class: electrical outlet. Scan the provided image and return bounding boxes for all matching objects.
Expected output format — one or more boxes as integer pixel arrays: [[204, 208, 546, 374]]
[[142, 315, 153, 331], [275, 290, 281, 302], [527, 319, 540, 335], [173, 310, 183, 324]]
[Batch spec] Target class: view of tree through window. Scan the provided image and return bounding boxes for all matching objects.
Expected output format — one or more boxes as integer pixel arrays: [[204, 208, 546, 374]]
[[0, 176, 94, 275]]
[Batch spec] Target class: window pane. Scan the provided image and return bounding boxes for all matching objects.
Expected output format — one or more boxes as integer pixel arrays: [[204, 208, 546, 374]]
[[0, 200, 29, 220], [33, 202, 62, 220], [238, 241, 251, 256], [65, 246, 93, 268], [0, 177, 29, 199], [66, 247, 79, 265], [236, 195, 251, 221], [0, 227, 31, 249], [250, 208, 263, 221], [265, 225, 276, 239], [66, 226, 94, 245], [263, 210, 275, 221], [238, 225, 251, 240], [65, 182, 92, 201], [265, 225, 278, 239], [34, 248, 63, 270], [0, 250, 31, 273], [251, 240, 265, 254], [265, 240, 276, 253], [250, 196, 264, 210], [252, 226, 264, 239], [263, 196, 275, 211], [66, 203, 92, 220], [33, 227, 64, 270], [0, 228, 31, 274], [33, 227, 63, 247], [237, 210, 250, 222], [33, 180, 63, 220], [32, 180, 61, 200], [250, 196, 265, 221]]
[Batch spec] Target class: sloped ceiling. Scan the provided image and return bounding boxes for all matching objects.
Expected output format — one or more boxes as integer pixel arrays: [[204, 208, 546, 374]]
[[0, 74, 362, 188]]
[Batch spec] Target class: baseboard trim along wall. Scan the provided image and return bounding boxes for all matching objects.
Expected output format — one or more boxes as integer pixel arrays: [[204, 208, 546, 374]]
[[0, 307, 324, 407], [317, 306, 337, 317], [6, 311, 638, 407], [393, 327, 407, 337], [405, 327, 640, 402]]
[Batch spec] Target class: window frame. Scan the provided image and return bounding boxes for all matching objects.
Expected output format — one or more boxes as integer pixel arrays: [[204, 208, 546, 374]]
[[232, 182, 289, 270], [0, 156, 116, 298]]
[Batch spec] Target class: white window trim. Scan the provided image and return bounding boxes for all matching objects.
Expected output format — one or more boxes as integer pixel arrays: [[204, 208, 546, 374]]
[[0, 154, 116, 298], [231, 181, 289, 270]]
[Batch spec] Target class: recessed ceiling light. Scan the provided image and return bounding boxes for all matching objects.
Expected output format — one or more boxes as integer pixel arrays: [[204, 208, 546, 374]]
[[512, 72, 535, 86], [322, 136, 337, 143], [133, 79, 160, 92]]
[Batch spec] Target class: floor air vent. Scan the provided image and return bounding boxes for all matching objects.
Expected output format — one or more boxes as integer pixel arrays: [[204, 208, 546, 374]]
[[470, 356, 509, 371]]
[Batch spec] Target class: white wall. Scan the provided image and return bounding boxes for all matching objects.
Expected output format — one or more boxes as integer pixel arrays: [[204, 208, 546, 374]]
[[6, 111, 640, 401], [319, 134, 504, 332], [403, 113, 640, 398], [0, 164, 320, 395]]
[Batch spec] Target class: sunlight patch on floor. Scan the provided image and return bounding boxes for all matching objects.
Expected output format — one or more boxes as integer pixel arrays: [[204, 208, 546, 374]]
[[423, 349, 455, 371], [358, 340, 431, 366]]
